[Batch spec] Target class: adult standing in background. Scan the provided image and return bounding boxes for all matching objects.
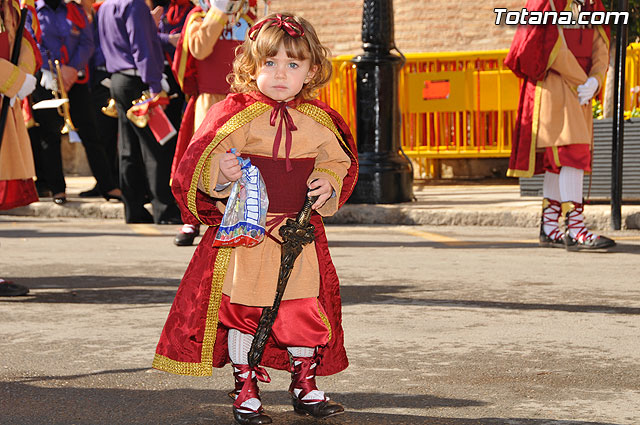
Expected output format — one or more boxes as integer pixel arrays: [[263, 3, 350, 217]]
[[98, 0, 182, 224], [505, 0, 615, 251], [0, 0, 40, 296], [170, 0, 256, 246], [28, 0, 122, 204], [77, 0, 120, 199]]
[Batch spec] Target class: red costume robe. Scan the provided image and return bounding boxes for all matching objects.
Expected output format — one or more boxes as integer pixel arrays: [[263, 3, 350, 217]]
[[153, 91, 358, 377], [0, 0, 41, 210], [505, 0, 610, 177]]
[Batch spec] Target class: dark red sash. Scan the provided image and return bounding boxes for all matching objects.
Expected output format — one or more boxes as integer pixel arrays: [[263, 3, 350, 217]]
[[246, 154, 314, 214], [564, 28, 594, 75], [0, 30, 9, 61], [195, 39, 241, 94]]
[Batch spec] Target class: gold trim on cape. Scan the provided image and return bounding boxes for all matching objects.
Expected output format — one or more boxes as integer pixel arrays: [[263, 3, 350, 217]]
[[506, 81, 543, 178], [175, 11, 207, 91], [187, 102, 271, 223], [317, 299, 332, 341], [295, 103, 358, 201], [152, 247, 232, 376]]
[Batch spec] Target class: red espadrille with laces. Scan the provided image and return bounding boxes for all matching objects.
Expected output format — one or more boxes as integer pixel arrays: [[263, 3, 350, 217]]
[[229, 364, 272, 425], [562, 201, 616, 251], [539, 198, 564, 248], [289, 354, 344, 418]]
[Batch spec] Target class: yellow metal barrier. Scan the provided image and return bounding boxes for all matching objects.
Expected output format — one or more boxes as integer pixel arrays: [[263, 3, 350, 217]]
[[319, 45, 640, 178], [319, 51, 519, 178]]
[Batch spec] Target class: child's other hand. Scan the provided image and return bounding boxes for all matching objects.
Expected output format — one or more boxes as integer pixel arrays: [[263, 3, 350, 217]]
[[308, 178, 332, 210], [218, 151, 242, 184]]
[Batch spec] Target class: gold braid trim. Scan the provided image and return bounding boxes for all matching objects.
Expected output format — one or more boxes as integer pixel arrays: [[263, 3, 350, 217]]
[[313, 167, 342, 193], [187, 102, 271, 223], [317, 298, 332, 341], [0, 66, 20, 94], [152, 247, 232, 376], [296, 103, 357, 201], [202, 156, 212, 195]]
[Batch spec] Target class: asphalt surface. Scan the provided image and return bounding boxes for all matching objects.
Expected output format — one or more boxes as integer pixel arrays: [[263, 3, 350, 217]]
[[1, 217, 639, 424]]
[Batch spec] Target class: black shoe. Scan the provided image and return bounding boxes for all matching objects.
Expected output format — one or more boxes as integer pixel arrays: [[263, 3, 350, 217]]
[[53, 195, 67, 205], [79, 186, 101, 198], [37, 188, 52, 198], [0, 280, 29, 297], [158, 217, 183, 225], [565, 233, 616, 252], [104, 192, 123, 202], [232, 407, 272, 425], [174, 231, 198, 246], [539, 226, 564, 248], [291, 395, 344, 418]]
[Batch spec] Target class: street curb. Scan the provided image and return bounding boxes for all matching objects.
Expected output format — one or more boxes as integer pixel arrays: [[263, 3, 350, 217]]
[[5, 199, 639, 230], [326, 204, 640, 230]]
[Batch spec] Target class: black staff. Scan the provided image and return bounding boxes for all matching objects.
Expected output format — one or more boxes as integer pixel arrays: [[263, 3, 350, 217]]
[[248, 192, 319, 368]]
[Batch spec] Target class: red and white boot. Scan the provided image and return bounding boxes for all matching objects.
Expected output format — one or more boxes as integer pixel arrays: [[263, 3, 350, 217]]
[[289, 351, 344, 418], [539, 198, 564, 248], [230, 364, 272, 425], [562, 201, 616, 251]]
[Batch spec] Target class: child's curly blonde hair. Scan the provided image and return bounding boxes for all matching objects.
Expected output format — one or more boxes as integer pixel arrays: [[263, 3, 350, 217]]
[[228, 12, 332, 99]]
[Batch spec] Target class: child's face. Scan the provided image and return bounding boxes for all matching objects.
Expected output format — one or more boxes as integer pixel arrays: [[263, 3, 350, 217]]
[[254, 43, 316, 102]]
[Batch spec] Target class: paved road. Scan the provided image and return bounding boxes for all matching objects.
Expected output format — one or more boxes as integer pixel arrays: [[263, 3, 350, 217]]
[[1, 217, 639, 425]]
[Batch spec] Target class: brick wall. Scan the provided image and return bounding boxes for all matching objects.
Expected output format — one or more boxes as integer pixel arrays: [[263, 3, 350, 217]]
[[265, 0, 525, 56]]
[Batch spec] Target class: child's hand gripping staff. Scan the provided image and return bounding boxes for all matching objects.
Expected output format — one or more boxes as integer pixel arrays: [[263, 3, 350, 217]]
[[247, 189, 319, 368]]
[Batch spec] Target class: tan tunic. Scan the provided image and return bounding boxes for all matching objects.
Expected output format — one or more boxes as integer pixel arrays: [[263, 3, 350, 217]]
[[186, 7, 227, 129], [0, 0, 38, 181], [536, 28, 609, 148], [198, 108, 351, 306]]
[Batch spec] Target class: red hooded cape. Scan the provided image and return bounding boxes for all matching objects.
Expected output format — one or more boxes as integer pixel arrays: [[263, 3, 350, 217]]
[[505, 0, 610, 177], [153, 92, 358, 377]]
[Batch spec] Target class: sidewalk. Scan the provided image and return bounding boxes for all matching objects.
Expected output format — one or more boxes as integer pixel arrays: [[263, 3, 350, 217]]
[[3, 176, 640, 230]]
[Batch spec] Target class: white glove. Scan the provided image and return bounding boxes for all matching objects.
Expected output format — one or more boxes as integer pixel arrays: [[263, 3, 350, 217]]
[[577, 76, 598, 105], [17, 74, 37, 100], [161, 74, 170, 93], [212, 0, 240, 14]]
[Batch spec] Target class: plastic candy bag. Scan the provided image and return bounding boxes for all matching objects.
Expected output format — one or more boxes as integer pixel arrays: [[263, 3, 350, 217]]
[[213, 151, 269, 247]]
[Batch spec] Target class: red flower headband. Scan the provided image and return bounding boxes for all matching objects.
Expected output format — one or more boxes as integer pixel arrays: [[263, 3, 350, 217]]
[[248, 14, 305, 41]]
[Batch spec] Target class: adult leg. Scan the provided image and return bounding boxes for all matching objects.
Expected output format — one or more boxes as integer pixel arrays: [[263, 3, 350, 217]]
[[68, 83, 120, 198], [31, 84, 66, 200], [559, 166, 615, 250], [110, 73, 153, 223], [539, 171, 563, 247]]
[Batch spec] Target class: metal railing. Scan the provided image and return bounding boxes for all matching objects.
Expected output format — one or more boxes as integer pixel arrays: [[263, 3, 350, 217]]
[[319, 45, 640, 178], [319, 51, 519, 178]]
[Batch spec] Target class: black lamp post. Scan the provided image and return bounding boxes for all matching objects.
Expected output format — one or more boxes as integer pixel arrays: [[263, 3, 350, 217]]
[[349, 0, 413, 203], [611, 0, 629, 230]]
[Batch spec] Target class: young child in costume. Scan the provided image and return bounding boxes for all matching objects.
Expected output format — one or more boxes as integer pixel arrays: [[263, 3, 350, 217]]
[[153, 12, 358, 425]]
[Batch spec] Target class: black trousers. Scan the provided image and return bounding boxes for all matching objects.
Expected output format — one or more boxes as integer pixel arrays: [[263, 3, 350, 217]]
[[32, 81, 119, 195], [91, 70, 119, 183], [109, 72, 180, 224]]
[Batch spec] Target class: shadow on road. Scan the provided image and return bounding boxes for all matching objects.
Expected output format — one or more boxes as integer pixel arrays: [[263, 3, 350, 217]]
[[329, 240, 640, 253], [0, 228, 168, 238], [340, 285, 640, 315], [2, 278, 639, 315], [0, 373, 619, 425], [0, 275, 179, 304]]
